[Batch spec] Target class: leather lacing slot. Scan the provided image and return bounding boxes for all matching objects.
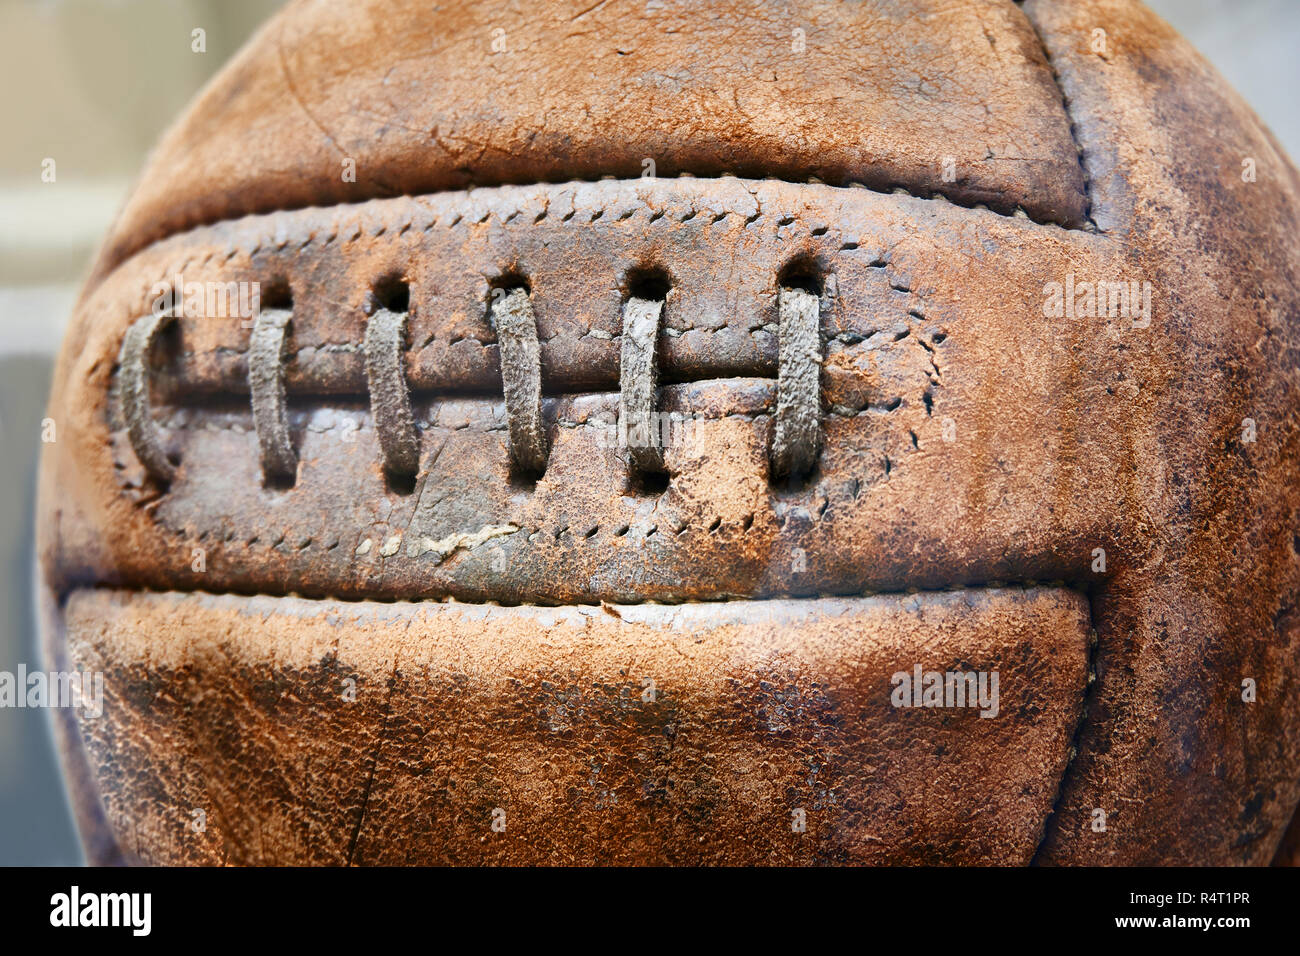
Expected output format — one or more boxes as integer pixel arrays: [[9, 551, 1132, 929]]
[[118, 279, 827, 489]]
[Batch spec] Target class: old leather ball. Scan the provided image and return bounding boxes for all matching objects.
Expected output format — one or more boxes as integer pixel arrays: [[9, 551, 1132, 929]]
[[38, 0, 1300, 865]]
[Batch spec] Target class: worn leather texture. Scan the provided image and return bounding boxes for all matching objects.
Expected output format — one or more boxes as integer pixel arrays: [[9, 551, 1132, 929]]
[[38, 0, 1300, 865], [65, 587, 1089, 865]]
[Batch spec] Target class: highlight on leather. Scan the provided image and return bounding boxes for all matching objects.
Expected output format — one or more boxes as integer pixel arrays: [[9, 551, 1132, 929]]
[[363, 308, 421, 480], [770, 287, 824, 479], [117, 311, 178, 484], [619, 296, 666, 477], [490, 287, 549, 476], [248, 308, 297, 484]]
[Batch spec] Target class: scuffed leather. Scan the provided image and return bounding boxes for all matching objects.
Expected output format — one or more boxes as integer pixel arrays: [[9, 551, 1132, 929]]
[[66, 587, 1089, 865], [86, 0, 1090, 286]]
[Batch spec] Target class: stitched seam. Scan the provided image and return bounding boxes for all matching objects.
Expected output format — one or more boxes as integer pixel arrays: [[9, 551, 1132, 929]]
[[109, 455, 904, 556], [90, 490, 913, 557], [110, 169, 1091, 287], [69, 581, 1081, 613], [1017, 0, 1099, 232], [1030, 601, 1100, 864], [127, 174, 1096, 299]]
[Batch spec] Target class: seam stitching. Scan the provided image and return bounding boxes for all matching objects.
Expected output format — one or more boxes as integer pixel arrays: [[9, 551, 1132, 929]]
[[126, 172, 1092, 297], [115, 169, 1091, 285], [1018, 0, 1100, 232], [70, 580, 1077, 611], [1030, 605, 1100, 864]]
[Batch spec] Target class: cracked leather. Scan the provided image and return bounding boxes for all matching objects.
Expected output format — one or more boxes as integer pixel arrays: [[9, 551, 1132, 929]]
[[66, 587, 1090, 865], [84, 0, 1089, 285], [37, 0, 1300, 865]]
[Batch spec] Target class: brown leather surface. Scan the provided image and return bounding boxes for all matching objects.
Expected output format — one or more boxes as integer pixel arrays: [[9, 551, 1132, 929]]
[[45, 176, 1122, 605], [37, 0, 1300, 865], [86, 0, 1089, 287], [66, 587, 1089, 865]]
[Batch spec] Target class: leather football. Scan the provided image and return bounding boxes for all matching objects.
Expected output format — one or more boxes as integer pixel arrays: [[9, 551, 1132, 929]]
[[38, 0, 1300, 865]]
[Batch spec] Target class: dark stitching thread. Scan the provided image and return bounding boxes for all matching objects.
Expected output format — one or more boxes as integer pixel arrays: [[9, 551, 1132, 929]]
[[137, 174, 1094, 318], [110, 168, 1090, 280], [1016, 1, 1099, 232]]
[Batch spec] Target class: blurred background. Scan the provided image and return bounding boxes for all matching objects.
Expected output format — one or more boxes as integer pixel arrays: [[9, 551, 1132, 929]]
[[0, 0, 1296, 865]]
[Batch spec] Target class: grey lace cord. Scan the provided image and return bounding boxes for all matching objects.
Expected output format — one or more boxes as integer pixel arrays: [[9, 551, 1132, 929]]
[[119, 285, 825, 488], [249, 308, 297, 483], [770, 287, 823, 478], [118, 311, 178, 483], [491, 288, 549, 474], [619, 296, 665, 475], [364, 308, 421, 478]]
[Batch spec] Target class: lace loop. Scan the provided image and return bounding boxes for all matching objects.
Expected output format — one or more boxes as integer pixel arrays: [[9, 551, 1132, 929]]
[[249, 308, 297, 483], [364, 308, 421, 478], [118, 277, 827, 490], [118, 311, 178, 483], [491, 288, 549, 475], [769, 287, 823, 479], [619, 296, 666, 476]]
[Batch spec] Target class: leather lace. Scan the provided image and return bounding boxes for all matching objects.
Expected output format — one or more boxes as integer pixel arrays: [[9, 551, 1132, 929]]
[[118, 287, 824, 487]]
